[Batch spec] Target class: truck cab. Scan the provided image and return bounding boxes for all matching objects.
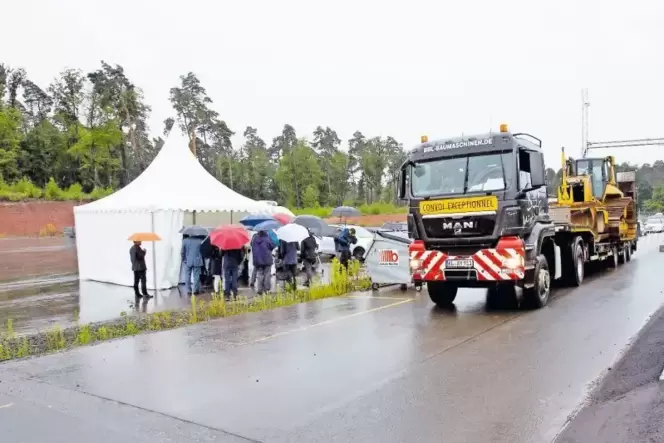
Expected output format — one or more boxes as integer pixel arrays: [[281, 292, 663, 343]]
[[398, 125, 554, 308]]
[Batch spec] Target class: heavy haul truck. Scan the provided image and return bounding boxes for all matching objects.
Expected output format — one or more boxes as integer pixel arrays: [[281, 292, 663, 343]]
[[397, 124, 638, 309]]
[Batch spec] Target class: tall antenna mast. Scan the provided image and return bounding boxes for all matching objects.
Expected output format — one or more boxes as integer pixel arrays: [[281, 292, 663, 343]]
[[581, 88, 590, 157]]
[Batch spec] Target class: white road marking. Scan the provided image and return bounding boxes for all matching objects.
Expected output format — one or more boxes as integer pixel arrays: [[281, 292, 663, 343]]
[[237, 298, 415, 345], [0, 403, 13, 409]]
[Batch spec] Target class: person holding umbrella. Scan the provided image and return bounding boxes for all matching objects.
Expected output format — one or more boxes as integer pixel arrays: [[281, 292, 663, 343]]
[[252, 229, 276, 295], [300, 229, 318, 287], [222, 246, 243, 300], [274, 223, 308, 291], [335, 227, 357, 269], [130, 240, 149, 298], [209, 225, 251, 301], [128, 232, 160, 298], [181, 234, 205, 295], [278, 239, 299, 290]]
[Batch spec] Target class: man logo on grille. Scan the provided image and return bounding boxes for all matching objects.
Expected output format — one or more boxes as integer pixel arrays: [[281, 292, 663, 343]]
[[378, 250, 399, 266]]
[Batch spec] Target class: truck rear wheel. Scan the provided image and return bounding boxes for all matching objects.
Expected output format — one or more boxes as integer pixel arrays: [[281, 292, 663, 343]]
[[562, 237, 584, 287], [427, 282, 457, 306], [522, 255, 551, 309], [625, 244, 632, 261], [608, 246, 619, 268]]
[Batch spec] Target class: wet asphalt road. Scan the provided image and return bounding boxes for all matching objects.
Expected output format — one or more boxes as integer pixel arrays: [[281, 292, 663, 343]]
[[2, 235, 664, 442], [555, 293, 664, 443]]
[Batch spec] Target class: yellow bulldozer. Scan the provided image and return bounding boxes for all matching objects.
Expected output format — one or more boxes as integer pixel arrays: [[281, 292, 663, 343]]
[[550, 149, 638, 243]]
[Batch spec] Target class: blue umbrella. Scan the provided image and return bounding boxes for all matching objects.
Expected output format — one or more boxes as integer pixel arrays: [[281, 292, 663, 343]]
[[267, 230, 279, 245], [239, 213, 275, 228], [253, 220, 282, 232]]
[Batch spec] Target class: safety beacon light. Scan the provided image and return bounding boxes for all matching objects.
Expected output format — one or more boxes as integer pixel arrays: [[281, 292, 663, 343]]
[[500, 124, 508, 133], [421, 135, 428, 143]]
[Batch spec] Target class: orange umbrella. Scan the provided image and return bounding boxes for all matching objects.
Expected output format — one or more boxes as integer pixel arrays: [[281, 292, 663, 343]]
[[128, 232, 161, 242]]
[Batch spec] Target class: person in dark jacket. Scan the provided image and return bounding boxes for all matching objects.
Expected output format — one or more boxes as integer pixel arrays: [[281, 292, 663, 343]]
[[181, 236, 204, 295], [335, 227, 357, 269], [252, 230, 275, 295], [222, 247, 243, 300], [249, 234, 258, 288], [300, 229, 318, 286], [278, 240, 299, 290], [239, 248, 250, 286], [130, 241, 150, 298], [211, 246, 223, 294]]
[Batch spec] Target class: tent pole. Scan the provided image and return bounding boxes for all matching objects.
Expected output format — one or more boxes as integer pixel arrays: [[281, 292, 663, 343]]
[[193, 210, 197, 225], [151, 211, 157, 293], [230, 210, 233, 224]]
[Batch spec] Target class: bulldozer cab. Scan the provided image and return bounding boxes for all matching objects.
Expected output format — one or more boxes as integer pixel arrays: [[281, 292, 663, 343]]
[[558, 152, 620, 204], [574, 157, 613, 201]]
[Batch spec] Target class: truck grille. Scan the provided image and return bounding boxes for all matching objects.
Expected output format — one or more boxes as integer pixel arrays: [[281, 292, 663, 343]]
[[422, 216, 495, 238]]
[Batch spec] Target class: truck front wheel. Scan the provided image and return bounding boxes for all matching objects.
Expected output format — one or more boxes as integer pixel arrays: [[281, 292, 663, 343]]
[[522, 255, 551, 309], [427, 282, 458, 306]]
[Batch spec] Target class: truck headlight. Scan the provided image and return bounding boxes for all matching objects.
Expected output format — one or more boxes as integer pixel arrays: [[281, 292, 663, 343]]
[[410, 259, 423, 270], [502, 256, 524, 269]]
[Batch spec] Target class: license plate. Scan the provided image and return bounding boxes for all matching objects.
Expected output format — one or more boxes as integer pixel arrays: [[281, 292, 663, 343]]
[[445, 258, 474, 269]]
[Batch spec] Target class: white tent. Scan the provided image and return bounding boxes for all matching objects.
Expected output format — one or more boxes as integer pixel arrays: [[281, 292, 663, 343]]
[[74, 138, 276, 290]]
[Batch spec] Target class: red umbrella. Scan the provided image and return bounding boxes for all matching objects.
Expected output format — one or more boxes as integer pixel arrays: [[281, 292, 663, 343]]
[[273, 213, 293, 225], [210, 224, 251, 250]]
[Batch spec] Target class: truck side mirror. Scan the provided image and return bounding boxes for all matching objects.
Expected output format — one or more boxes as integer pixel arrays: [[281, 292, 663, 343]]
[[529, 151, 546, 188], [397, 169, 407, 201]]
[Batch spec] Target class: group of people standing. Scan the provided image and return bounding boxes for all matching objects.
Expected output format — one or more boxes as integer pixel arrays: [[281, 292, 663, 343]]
[[129, 225, 351, 301], [180, 228, 321, 301]]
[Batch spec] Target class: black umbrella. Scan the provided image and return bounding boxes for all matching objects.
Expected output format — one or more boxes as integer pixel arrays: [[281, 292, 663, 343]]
[[293, 215, 331, 237], [330, 205, 361, 218], [180, 225, 210, 237]]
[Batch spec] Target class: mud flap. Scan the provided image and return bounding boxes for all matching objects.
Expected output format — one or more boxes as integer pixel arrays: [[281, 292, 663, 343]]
[[553, 244, 562, 280]]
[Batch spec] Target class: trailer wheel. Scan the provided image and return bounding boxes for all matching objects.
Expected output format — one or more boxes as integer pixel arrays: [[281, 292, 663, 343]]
[[563, 236, 584, 287], [427, 281, 457, 306], [371, 282, 380, 291], [522, 255, 551, 309], [624, 244, 632, 262], [608, 246, 619, 269], [399, 284, 408, 291]]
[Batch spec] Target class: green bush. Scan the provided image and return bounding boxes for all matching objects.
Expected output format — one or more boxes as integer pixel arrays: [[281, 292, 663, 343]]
[[88, 186, 114, 200], [0, 177, 114, 202], [63, 183, 84, 201], [44, 178, 63, 200], [12, 177, 43, 199], [291, 202, 407, 217]]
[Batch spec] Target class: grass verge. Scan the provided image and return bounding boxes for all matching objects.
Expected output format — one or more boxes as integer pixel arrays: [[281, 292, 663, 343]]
[[0, 259, 370, 363]]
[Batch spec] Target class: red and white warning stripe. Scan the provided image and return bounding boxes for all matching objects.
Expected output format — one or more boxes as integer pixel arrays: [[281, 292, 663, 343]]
[[410, 248, 525, 281]]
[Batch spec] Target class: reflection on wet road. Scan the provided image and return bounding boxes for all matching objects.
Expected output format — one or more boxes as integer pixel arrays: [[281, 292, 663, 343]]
[[2, 234, 664, 442], [0, 261, 335, 334]]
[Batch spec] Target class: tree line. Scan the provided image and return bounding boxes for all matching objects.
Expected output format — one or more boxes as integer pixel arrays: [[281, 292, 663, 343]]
[[0, 62, 406, 208]]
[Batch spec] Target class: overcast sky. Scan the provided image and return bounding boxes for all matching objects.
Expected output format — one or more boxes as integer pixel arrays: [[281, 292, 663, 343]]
[[4, 0, 664, 167]]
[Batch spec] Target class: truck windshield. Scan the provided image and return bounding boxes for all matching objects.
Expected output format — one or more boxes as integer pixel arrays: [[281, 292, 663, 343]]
[[411, 152, 512, 198]]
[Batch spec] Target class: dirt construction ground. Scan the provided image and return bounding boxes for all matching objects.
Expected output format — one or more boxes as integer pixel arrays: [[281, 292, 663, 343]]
[[0, 214, 403, 283], [324, 213, 406, 226], [0, 237, 78, 282]]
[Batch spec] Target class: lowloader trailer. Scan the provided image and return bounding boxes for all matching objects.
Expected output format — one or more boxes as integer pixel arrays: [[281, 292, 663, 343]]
[[397, 124, 638, 309]]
